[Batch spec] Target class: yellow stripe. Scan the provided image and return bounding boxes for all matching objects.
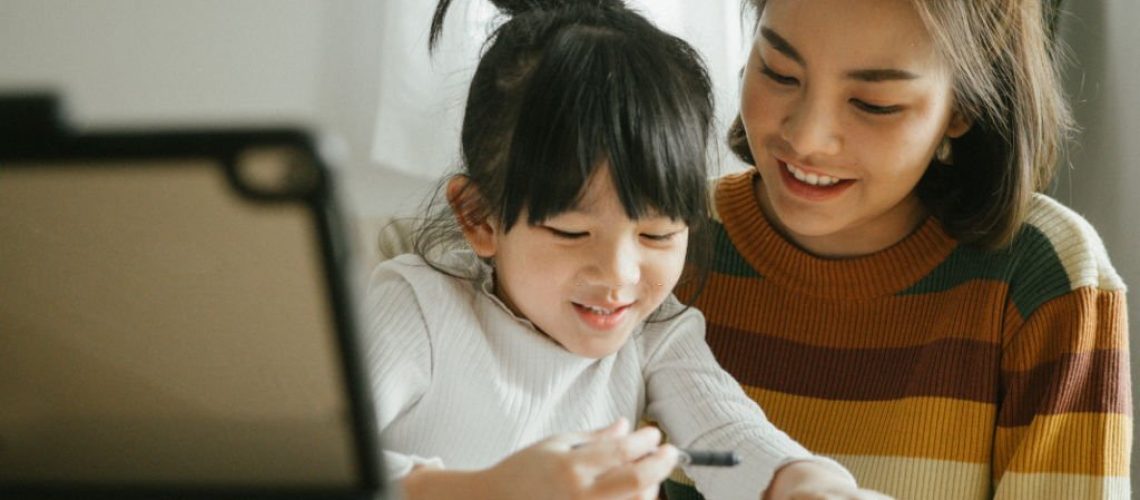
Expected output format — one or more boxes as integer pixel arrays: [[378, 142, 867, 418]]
[[744, 388, 994, 462], [994, 471, 1130, 499], [996, 413, 1131, 476], [831, 454, 990, 500]]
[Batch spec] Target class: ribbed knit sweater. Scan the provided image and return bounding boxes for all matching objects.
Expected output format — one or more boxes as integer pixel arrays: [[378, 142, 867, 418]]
[[665, 171, 1131, 499], [364, 252, 857, 500]]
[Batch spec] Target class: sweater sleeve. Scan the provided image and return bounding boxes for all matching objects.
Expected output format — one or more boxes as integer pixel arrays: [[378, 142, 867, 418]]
[[362, 262, 442, 479], [641, 306, 856, 500], [994, 285, 1131, 498]]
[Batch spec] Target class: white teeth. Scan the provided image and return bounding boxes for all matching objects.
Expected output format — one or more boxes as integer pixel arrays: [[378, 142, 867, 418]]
[[584, 304, 614, 315], [785, 163, 841, 187]]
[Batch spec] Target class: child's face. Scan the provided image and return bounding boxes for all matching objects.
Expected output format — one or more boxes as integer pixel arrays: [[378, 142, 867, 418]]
[[740, 0, 969, 257], [484, 167, 689, 359]]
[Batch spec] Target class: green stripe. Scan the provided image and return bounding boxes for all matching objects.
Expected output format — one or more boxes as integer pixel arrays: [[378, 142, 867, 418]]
[[663, 479, 706, 500], [898, 224, 1070, 319], [1005, 223, 1073, 318], [708, 221, 763, 279]]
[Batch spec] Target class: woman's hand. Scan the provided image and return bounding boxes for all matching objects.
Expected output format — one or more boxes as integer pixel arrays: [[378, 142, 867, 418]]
[[764, 460, 894, 500], [403, 418, 680, 500]]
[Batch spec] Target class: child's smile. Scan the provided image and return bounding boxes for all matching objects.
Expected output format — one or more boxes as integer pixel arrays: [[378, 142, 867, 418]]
[[481, 165, 689, 358]]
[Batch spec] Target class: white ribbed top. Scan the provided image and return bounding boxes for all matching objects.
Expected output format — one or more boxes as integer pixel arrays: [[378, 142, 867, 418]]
[[363, 253, 854, 500]]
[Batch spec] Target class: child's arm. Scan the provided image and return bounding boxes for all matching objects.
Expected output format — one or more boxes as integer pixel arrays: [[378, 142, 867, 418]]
[[402, 419, 679, 500], [764, 461, 891, 499], [640, 305, 885, 499]]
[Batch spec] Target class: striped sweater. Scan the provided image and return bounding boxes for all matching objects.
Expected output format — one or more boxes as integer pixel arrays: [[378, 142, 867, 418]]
[[665, 171, 1131, 499]]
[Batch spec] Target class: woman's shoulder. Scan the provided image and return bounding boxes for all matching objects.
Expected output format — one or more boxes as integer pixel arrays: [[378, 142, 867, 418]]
[[1015, 193, 1125, 293]]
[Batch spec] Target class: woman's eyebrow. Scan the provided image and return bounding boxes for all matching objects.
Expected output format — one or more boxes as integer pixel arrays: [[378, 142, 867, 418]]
[[760, 26, 803, 65], [846, 68, 920, 82], [761, 26, 920, 83]]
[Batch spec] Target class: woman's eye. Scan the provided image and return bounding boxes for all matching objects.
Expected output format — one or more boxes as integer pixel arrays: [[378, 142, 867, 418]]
[[851, 99, 903, 115], [759, 62, 798, 86]]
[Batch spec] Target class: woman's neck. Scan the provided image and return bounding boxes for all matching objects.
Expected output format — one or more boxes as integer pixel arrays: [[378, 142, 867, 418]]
[[753, 176, 928, 259]]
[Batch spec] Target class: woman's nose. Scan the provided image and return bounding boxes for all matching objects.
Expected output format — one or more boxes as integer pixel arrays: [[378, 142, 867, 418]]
[[781, 92, 842, 157]]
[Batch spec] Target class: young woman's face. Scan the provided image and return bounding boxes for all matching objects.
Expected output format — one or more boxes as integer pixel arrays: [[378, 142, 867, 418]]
[[485, 168, 689, 359], [740, 0, 968, 257]]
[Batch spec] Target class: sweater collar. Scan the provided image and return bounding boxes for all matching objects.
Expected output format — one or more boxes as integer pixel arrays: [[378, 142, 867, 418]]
[[715, 170, 958, 299]]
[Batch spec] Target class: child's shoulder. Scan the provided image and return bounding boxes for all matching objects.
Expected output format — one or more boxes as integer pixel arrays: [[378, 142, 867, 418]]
[[633, 296, 706, 354], [370, 253, 483, 302]]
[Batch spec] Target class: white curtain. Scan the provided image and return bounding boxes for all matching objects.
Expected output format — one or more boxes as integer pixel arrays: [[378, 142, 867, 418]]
[[370, 0, 753, 179]]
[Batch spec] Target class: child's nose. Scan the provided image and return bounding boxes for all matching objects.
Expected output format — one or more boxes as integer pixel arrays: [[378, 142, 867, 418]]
[[588, 240, 641, 288]]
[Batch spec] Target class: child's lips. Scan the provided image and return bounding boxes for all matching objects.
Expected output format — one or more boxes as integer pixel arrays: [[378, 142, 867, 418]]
[[572, 301, 632, 314], [572, 301, 633, 330]]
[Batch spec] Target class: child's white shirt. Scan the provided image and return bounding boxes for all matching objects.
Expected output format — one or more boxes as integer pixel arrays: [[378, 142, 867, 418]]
[[364, 253, 855, 500]]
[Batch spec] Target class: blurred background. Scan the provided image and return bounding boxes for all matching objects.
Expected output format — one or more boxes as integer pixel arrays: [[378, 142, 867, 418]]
[[1, 0, 1137, 484]]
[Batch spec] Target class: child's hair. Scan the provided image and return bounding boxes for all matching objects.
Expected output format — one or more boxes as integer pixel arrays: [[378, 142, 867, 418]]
[[415, 0, 716, 299], [727, 0, 1074, 250]]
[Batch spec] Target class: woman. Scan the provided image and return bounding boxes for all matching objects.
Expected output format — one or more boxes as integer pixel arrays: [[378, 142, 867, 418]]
[[666, 0, 1130, 498]]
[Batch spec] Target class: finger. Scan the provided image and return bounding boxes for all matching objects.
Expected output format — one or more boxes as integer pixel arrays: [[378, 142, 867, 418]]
[[588, 444, 678, 499], [590, 417, 630, 439], [551, 418, 631, 450], [574, 426, 663, 469]]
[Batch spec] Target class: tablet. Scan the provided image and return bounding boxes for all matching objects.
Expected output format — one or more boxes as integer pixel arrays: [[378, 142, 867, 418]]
[[0, 94, 385, 499]]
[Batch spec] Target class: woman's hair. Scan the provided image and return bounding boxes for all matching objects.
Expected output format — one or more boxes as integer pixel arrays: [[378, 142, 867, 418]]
[[415, 0, 716, 301], [727, 0, 1074, 249]]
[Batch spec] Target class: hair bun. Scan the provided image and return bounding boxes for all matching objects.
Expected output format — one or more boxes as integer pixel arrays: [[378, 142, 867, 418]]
[[431, 0, 623, 50], [489, 0, 622, 16]]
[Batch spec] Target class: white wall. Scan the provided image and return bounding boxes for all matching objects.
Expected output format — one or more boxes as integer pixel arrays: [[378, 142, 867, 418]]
[[1056, 0, 1140, 484], [0, 0, 435, 219]]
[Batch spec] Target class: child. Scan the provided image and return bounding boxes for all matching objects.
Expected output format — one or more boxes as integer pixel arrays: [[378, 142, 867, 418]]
[[364, 0, 889, 498]]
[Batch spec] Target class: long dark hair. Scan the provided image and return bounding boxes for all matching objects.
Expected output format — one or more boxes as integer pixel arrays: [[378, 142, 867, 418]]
[[416, 0, 716, 304]]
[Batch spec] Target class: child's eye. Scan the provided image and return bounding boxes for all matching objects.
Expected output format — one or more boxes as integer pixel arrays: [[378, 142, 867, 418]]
[[759, 62, 798, 86], [545, 227, 588, 239], [641, 231, 681, 242], [851, 99, 903, 115]]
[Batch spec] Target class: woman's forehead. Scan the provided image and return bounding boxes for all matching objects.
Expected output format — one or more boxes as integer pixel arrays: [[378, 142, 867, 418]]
[[758, 0, 941, 72]]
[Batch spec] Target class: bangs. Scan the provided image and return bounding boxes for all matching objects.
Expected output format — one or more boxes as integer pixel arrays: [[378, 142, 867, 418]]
[[496, 22, 712, 231]]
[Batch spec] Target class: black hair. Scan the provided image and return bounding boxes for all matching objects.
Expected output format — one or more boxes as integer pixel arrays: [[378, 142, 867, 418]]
[[414, 0, 716, 305]]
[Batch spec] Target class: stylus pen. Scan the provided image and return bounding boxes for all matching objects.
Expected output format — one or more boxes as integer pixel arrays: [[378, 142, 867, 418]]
[[678, 449, 740, 467]]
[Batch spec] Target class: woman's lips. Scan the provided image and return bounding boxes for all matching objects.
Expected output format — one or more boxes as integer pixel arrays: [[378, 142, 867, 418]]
[[776, 159, 855, 201]]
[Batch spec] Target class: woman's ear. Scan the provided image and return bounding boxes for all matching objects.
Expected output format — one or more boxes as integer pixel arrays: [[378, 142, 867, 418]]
[[946, 109, 972, 139], [446, 175, 497, 258]]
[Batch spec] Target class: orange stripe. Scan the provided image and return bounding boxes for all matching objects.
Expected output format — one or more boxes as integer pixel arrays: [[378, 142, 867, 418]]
[[695, 275, 1007, 349], [995, 413, 1131, 476], [1001, 287, 1128, 371], [743, 388, 994, 462]]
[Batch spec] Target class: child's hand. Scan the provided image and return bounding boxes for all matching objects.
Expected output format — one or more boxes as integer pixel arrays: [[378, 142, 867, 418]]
[[764, 461, 894, 500], [487, 418, 679, 500]]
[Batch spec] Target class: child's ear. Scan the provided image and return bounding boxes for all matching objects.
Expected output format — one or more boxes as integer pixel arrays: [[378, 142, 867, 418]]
[[446, 175, 497, 258]]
